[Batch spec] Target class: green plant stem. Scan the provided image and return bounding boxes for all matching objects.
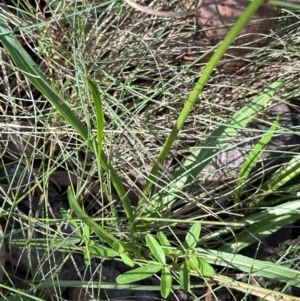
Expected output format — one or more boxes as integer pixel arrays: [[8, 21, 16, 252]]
[[137, 0, 267, 213]]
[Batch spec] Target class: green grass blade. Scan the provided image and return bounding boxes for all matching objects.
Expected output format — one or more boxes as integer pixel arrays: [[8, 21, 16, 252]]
[[0, 18, 86, 141], [67, 187, 120, 248], [86, 77, 104, 161], [0, 284, 44, 301], [199, 200, 300, 246], [138, 0, 268, 209], [219, 214, 299, 253], [214, 274, 300, 301], [172, 80, 282, 189], [51, 237, 81, 247], [270, 1, 300, 9], [89, 245, 119, 258], [198, 249, 300, 288], [0, 18, 134, 223], [147, 79, 283, 213], [234, 116, 279, 205], [249, 153, 300, 207]]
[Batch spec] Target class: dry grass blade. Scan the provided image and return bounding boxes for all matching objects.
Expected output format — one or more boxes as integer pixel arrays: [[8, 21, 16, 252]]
[[214, 275, 300, 301], [123, 0, 197, 17]]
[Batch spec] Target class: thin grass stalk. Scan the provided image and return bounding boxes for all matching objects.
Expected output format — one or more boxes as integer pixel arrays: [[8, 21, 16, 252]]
[[137, 0, 268, 212]]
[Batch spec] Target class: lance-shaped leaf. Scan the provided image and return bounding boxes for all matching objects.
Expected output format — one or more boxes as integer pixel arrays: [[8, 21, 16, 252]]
[[161, 267, 172, 298], [146, 234, 166, 264], [157, 232, 173, 257], [120, 253, 135, 268], [184, 223, 201, 249], [189, 256, 215, 277], [180, 261, 190, 292], [117, 264, 162, 284]]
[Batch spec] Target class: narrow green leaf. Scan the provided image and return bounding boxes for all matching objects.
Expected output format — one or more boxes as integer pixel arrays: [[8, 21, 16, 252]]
[[86, 77, 104, 162], [161, 267, 172, 298], [138, 0, 271, 208], [184, 223, 201, 249], [113, 241, 125, 253], [270, 1, 300, 10], [197, 248, 300, 288], [51, 237, 81, 247], [157, 232, 172, 257], [146, 79, 284, 214], [116, 264, 162, 284], [249, 152, 300, 207], [0, 19, 134, 223], [89, 245, 119, 258], [0, 295, 31, 301], [219, 213, 300, 253], [84, 246, 91, 266], [188, 256, 215, 277], [120, 253, 135, 268], [0, 283, 40, 301], [146, 234, 166, 265], [234, 116, 279, 204], [83, 224, 91, 240], [179, 262, 190, 292], [68, 187, 120, 248], [200, 200, 300, 245]]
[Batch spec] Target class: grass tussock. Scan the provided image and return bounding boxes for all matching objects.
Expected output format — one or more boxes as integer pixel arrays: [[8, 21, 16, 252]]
[[0, 0, 299, 300]]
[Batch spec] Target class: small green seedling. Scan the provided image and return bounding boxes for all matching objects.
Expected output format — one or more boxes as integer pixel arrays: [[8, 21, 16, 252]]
[[117, 223, 215, 298]]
